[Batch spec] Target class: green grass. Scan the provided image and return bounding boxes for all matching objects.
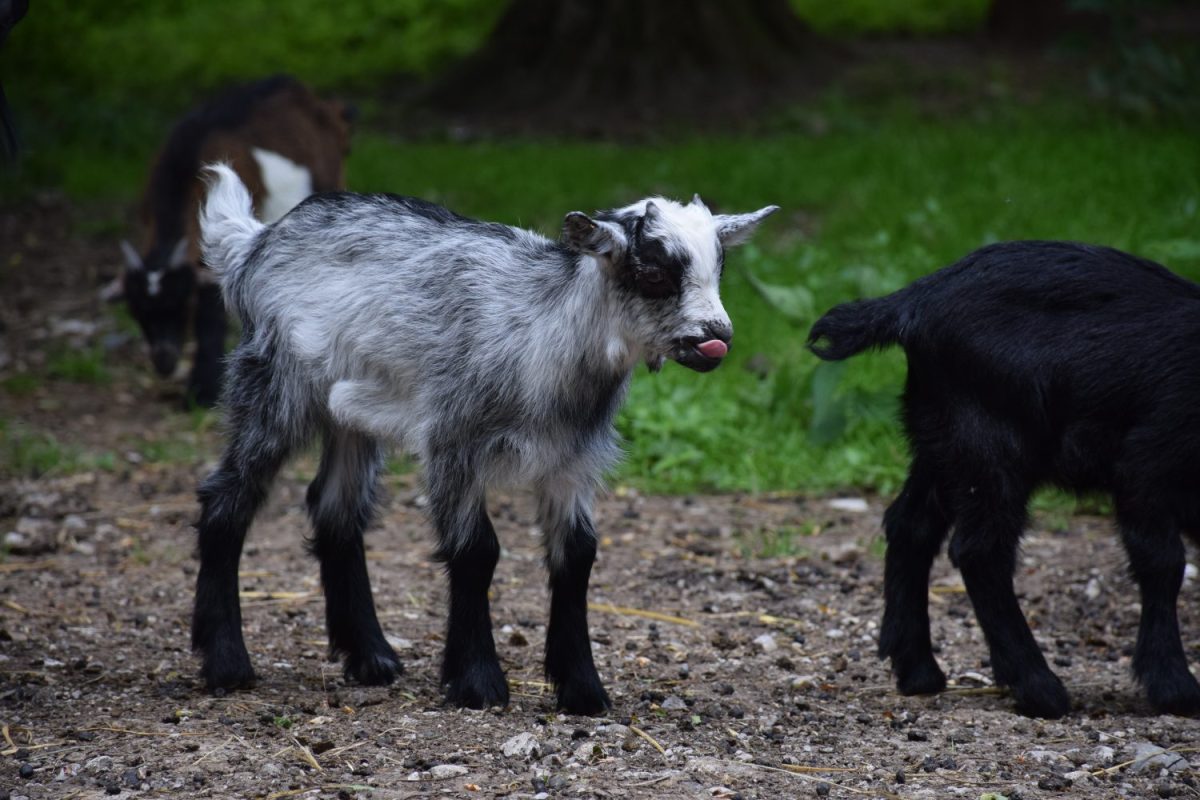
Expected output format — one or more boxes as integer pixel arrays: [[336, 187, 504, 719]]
[[792, 0, 987, 34], [340, 110, 1200, 494], [9, 106, 1199, 494], [0, 419, 107, 479], [46, 346, 111, 385], [740, 523, 822, 559], [4, 56, 1199, 493], [1, 374, 41, 396]]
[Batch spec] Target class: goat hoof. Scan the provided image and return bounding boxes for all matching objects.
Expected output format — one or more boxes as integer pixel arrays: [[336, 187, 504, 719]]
[[201, 643, 256, 692], [444, 661, 509, 709], [555, 679, 611, 716], [894, 658, 946, 696], [1012, 672, 1070, 719], [1146, 674, 1200, 717], [344, 648, 403, 686]]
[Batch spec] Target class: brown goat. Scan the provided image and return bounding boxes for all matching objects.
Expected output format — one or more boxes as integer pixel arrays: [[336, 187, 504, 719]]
[[119, 75, 352, 407]]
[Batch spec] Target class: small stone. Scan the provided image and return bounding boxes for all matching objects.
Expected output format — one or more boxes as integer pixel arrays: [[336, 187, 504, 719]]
[[429, 764, 468, 780], [85, 756, 114, 772], [815, 781, 831, 796], [1064, 770, 1091, 782], [122, 768, 141, 787], [1038, 775, 1072, 791], [824, 628, 845, 639], [827, 543, 863, 565], [790, 674, 819, 690], [959, 671, 991, 686], [19, 763, 34, 779], [1130, 742, 1188, 773], [1027, 749, 1065, 765], [1084, 577, 1102, 600], [661, 695, 688, 711], [574, 741, 606, 762], [61, 515, 88, 534], [827, 497, 868, 513], [1092, 745, 1116, 765], [502, 732, 541, 760], [753, 633, 777, 653]]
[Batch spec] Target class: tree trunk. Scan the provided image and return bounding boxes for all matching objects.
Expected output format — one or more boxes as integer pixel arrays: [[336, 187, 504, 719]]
[[423, 0, 833, 135], [986, 0, 1104, 44]]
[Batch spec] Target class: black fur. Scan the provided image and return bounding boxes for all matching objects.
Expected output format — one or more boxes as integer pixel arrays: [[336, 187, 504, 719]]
[[123, 265, 196, 379], [810, 240, 1200, 718], [435, 502, 508, 710], [545, 513, 610, 714], [191, 348, 295, 690]]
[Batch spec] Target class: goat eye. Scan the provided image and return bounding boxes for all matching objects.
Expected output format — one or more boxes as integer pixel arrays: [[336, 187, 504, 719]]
[[642, 268, 666, 284]]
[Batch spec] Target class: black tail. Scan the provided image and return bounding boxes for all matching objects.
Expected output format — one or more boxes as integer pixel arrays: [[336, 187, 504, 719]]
[[807, 293, 907, 361]]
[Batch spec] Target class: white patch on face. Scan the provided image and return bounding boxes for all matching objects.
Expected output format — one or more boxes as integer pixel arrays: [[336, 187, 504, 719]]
[[251, 148, 314, 223], [619, 197, 731, 336], [147, 270, 162, 297]]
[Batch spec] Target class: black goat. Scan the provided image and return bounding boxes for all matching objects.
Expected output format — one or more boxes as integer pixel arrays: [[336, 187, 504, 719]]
[[809, 241, 1200, 718]]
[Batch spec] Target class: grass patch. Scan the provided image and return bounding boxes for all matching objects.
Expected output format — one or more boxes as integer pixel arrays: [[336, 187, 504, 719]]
[[1, 373, 41, 396], [740, 523, 822, 559], [137, 438, 201, 465], [0, 419, 113, 479], [46, 346, 111, 385], [6, 97, 1199, 494]]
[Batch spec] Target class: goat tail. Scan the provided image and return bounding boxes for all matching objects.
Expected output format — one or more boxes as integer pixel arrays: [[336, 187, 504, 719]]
[[200, 163, 263, 313], [807, 292, 909, 361]]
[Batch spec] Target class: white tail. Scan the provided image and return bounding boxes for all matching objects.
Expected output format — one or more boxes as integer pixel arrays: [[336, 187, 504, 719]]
[[200, 163, 263, 284], [199, 163, 266, 321]]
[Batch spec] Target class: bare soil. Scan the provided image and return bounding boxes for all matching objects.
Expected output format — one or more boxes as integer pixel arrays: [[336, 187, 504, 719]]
[[2, 203, 1199, 800]]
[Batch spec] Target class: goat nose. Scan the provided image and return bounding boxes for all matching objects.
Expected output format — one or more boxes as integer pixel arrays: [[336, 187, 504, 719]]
[[150, 344, 179, 377], [706, 322, 733, 344]]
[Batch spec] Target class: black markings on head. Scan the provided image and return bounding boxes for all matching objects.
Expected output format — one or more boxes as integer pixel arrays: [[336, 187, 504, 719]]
[[596, 208, 691, 303]]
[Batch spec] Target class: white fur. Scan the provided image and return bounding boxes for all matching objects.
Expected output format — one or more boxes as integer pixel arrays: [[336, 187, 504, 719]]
[[201, 167, 776, 562], [251, 148, 314, 223]]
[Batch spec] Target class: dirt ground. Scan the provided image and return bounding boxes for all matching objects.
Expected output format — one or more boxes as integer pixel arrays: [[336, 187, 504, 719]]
[[2, 203, 1199, 800]]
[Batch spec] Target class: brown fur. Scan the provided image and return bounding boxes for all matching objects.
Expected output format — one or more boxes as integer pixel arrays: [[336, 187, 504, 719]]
[[138, 78, 351, 271]]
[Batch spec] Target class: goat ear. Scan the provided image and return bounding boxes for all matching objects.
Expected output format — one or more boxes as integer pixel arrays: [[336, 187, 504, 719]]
[[690, 193, 706, 210], [120, 240, 143, 272], [643, 200, 662, 224], [99, 276, 125, 304], [562, 212, 626, 259], [168, 239, 190, 270], [715, 205, 780, 247]]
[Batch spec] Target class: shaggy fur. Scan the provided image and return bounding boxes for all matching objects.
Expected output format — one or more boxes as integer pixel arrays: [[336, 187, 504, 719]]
[[194, 165, 776, 713], [810, 240, 1200, 718]]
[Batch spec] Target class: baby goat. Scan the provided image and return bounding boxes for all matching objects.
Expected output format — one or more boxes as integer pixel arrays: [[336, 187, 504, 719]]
[[120, 75, 352, 407], [810, 241, 1200, 718], [195, 165, 777, 713]]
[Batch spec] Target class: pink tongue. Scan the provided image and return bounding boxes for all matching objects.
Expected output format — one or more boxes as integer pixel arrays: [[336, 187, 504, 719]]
[[696, 339, 728, 359]]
